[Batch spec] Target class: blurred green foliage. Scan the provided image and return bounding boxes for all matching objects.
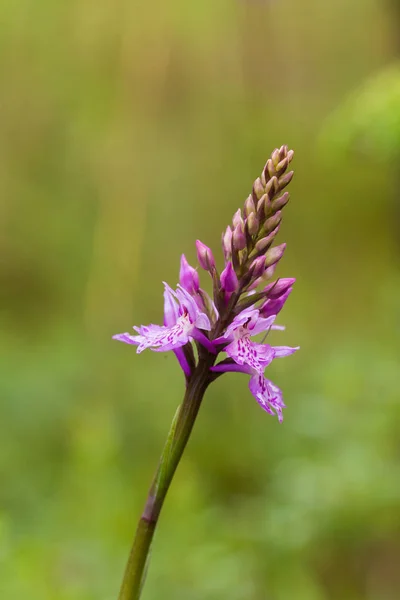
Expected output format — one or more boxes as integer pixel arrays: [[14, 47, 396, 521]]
[[320, 63, 400, 161], [1, 1, 399, 599]]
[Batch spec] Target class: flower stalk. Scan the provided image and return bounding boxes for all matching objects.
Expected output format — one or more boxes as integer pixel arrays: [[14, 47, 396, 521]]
[[114, 146, 299, 599], [118, 355, 214, 600]]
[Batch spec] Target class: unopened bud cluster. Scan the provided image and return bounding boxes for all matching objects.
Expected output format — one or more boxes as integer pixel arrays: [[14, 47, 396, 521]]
[[192, 145, 295, 318], [221, 145, 294, 290]]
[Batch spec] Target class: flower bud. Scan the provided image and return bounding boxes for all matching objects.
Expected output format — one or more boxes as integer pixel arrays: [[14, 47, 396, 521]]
[[260, 288, 292, 318], [196, 240, 216, 271], [254, 231, 273, 253], [255, 238, 271, 254], [256, 193, 271, 220], [255, 225, 280, 254], [265, 243, 286, 268], [243, 195, 256, 217], [263, 277, 296, 299], [179, 254, 200, 295], [276, 157, 289, 176], [252, 177, 265, 201], [278, 171, 294, 190], [271, 192, 290, 212], [279, 144, 289, 157], [249, 256, 266, 279], [222, 226, 233, 261], [248, 263, 277, 291], [266, 158, 277, 179], [265, 176, 279, 199], [264, 264, 277, 281], [264, 211, 282, 233], [271, 148, 280, 165], [220, 261, 239, 292], [233, 223, 246, 251], [232, 208, 244, 229], [246, 212, 259, 236]]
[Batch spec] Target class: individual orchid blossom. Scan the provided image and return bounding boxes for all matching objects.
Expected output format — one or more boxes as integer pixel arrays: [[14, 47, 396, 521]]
[[113, 282, 215, 355], [213, 343, 299, 422], [212, 305, 299, 421], [214, 307, 278, 366], [114, 146, 299, 600]]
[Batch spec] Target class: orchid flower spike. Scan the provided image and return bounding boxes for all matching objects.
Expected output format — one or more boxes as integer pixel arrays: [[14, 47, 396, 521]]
[[114, 145, 300, 600], [114, 145, 298, 418]]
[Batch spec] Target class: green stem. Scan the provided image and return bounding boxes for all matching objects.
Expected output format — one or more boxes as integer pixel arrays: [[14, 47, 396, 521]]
[[118, 357, 213, 600]]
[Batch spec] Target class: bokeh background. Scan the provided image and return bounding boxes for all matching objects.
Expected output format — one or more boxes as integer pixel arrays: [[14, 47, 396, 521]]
[[1, 1, 400, 599]]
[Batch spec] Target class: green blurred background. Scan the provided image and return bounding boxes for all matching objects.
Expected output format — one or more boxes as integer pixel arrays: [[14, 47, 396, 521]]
[[1, 1, 400, 598]]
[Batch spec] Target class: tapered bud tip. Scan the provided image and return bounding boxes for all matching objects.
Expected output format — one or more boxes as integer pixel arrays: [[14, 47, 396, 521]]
[[265, 243, 286, 267], [232, 208, 244, 228], [271, 192, 290, 213], [263, 277, 295, 299], [264, 264, 277, 280], [266, 158, 276, 178], [279, 144, 289, 156], [271, 148, 280, 165], [243, 195, 256, 217], [179, 254, 200, 294], [250, 256, 266, 278], [265, 176, 279, 198], [252, 177, 265, 201], [196, 240, 216, 271], [264, 211, 282, 231], [220, 261, 239, 293], [232, 223, 246, 251], [222, 226, 233, 260], [278, 171, 294, 190], [247, 212, 259, 236]]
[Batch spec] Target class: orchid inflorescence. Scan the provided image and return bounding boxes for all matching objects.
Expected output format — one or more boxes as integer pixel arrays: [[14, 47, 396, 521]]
[[114, 145, 299, 422]]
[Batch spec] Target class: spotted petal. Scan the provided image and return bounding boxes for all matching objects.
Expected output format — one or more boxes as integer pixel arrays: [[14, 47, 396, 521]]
[[223, 307, 260, 340], [225, 338, 275, 373], [272, 345, 300, 359], [249, 373, 286, 422]]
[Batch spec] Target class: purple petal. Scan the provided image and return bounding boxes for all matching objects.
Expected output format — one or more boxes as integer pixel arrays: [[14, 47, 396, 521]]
[[249, 373, 286, 422], [175, 285, 211, 331], [223, 307, 259, 339], [173, 348, 192, 378], [260, 288, 292, 318], [225, 338, 274, 372], [248, 314, 276, 335], [220, 261, 239, 293], [211, 362, 253, 374], [134, 317, 192, 353], [163, 283, 179, 326], [212, 334, 229, 345], [113, 332, 139, 345], [272, 345, 300, 358], [179, 254, 200, 295], [191, 328, 217, 353]]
